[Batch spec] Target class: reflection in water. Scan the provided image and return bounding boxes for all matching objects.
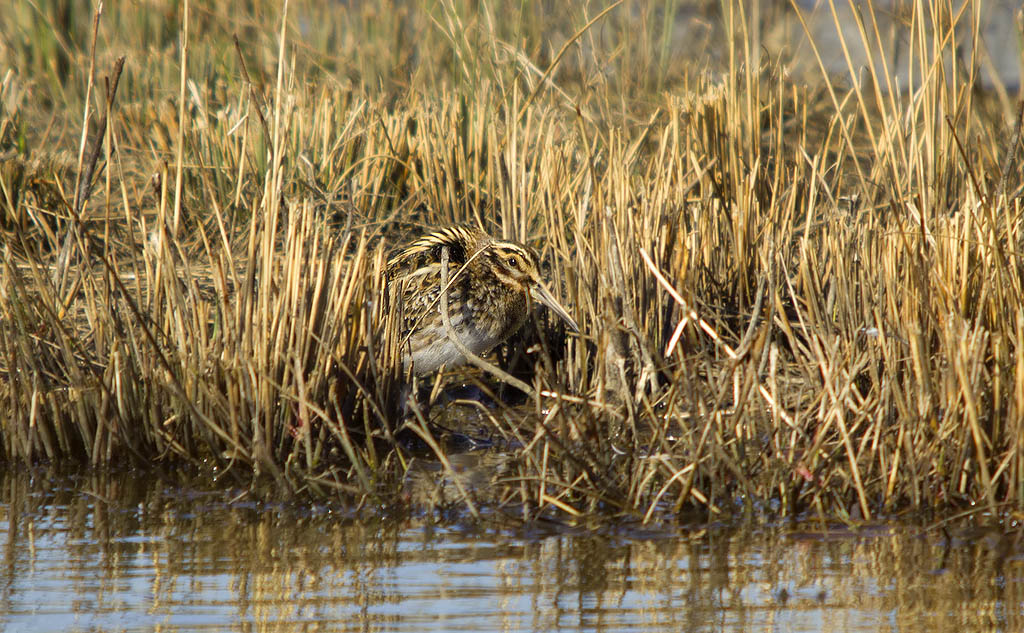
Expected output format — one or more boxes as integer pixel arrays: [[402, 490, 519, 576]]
[[0, 467, 1021, 632]]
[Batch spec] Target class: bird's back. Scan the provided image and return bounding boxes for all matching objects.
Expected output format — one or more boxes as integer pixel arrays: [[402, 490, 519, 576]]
[[385, 226, 514, 374]]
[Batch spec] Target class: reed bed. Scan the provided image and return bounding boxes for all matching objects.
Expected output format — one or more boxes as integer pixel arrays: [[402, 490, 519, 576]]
[[1, 0, 1023, 523]]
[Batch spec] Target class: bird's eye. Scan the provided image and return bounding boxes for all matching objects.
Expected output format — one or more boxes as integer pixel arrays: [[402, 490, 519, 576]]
[[507, 256, 518, 269]]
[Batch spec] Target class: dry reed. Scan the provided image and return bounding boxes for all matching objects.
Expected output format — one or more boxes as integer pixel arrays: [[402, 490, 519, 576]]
[[1, 0, 1023, 523]]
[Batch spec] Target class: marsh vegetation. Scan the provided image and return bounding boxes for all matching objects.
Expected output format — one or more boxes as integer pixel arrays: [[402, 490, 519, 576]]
[[2, 0, 1023, 525]]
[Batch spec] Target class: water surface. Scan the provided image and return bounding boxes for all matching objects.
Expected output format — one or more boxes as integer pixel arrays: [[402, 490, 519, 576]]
[[0, 468, 1021, 632]]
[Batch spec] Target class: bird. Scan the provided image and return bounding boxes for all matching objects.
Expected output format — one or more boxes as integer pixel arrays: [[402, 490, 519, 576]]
[[385, 225, 579, 376]]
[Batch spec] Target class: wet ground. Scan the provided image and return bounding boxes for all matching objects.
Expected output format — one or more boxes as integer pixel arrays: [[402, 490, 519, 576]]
[[1, 466, 1022, 632]]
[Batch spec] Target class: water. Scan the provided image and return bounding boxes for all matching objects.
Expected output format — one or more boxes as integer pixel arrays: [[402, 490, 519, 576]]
[[0, 468, 1022, 632]]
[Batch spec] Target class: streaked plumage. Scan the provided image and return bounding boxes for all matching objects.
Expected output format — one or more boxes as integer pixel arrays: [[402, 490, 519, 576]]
[[386, 225, 578, 375]]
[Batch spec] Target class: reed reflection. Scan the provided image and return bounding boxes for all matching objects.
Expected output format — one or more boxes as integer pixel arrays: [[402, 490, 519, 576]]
[[0, 468, 1021, 632]]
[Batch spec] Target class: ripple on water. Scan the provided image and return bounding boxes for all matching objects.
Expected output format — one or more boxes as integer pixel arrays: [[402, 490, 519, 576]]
[[0, 468, 1021, 633]]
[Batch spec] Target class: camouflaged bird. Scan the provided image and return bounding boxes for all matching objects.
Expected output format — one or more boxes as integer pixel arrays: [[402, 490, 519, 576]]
[[385, 225, 578, 375]]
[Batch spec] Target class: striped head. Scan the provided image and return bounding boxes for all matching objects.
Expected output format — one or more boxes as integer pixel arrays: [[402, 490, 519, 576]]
[[481, 240, 580, 333]]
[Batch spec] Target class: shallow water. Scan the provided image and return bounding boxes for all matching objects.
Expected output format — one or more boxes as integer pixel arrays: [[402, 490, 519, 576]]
[[0, 467, 1022, 633]]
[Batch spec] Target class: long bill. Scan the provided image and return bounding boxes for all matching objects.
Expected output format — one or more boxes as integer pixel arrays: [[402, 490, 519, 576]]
[[530, 283, 580, 333]]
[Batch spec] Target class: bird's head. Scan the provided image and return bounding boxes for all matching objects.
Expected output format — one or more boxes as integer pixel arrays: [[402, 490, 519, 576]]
[[488, 242, 579, 333]]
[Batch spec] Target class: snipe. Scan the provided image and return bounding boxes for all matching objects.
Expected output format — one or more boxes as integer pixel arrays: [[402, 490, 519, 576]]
[[385, 225, 578, 376]]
